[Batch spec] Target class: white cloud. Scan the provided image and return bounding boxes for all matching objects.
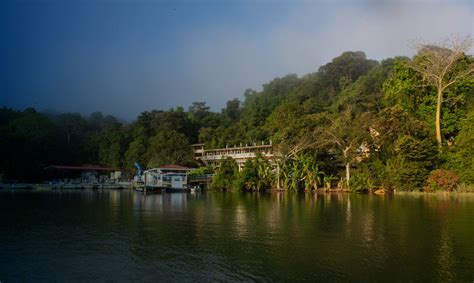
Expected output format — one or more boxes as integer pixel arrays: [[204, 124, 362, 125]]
[[175, 0, 473, 111]]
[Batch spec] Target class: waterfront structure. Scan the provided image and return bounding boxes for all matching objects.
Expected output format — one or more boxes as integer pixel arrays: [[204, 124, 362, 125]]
[[45, 163, 128, 183], [143, 165, 192, 190], [192, 142, 274, 170]]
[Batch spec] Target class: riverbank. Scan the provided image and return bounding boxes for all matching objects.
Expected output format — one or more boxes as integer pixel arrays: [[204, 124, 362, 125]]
[[2, 182, 474, 195], [213, 186, 474, 195], [0, 183, 130, 190]]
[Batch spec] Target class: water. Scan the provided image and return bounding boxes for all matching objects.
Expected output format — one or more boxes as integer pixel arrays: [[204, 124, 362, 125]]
[[0, 189, 473, 282]]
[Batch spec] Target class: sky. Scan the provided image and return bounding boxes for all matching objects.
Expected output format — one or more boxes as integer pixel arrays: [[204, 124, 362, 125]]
[[1, 0, 473, 120]]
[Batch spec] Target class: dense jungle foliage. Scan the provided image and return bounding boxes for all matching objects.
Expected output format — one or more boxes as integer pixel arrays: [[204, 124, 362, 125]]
[[1, 47, 473, 191]]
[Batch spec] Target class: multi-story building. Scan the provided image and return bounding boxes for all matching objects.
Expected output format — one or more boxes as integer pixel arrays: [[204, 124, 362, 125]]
[[192, 142, 274, 170]]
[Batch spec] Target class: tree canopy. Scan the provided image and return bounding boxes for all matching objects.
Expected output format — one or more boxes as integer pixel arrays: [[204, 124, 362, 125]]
[[2, 42, 473, 191]]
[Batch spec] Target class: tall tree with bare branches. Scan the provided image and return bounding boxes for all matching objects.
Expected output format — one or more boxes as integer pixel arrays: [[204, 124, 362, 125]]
[[312, 108, 373, 186], [409, 36, 474, 146]]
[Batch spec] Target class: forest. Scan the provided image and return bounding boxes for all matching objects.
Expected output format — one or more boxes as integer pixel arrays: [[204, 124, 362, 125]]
[[1, 38, 473, 192]]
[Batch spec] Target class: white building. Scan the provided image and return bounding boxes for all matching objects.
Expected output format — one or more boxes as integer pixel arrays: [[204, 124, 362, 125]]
[[143, 165, 192, 190], [192, 142, 274, 171]]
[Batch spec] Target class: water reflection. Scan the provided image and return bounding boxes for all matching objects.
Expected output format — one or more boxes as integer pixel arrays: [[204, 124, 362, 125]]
[[0, 190, 473, 281], [132, 191, 196, 212]]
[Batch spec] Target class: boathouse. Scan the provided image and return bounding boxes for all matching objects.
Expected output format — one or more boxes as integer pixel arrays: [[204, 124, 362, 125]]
[[143, 165, 192, 189], [44, 163, 127, 183]]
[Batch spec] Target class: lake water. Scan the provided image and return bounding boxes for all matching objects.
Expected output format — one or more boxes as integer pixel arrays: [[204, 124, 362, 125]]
[[0, 189, 473, 282]]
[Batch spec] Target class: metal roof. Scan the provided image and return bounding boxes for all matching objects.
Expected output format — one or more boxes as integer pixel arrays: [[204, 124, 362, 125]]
[[45, 164, 122, 172], [158, 165, 192, 170]]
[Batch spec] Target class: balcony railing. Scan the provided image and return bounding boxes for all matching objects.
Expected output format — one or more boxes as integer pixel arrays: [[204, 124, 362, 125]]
[[200, 152, 273, 161]]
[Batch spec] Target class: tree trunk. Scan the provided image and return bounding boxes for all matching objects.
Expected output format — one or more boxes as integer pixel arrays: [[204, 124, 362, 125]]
[[436, 88, 443, 147], [277, 163, 280, 190], [346, 162, 350, 187], [342, 147, 351, 188]]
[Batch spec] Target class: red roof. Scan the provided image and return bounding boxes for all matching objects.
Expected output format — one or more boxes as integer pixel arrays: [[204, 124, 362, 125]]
[[45, 164, 122, 171]]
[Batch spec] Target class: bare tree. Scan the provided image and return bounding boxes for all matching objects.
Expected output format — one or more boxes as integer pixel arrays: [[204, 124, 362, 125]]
[[409, 35, 474, 146], [312, 108, 373, 187]]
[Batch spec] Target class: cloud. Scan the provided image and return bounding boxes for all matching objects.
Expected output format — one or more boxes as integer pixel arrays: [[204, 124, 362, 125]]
[[1, 0, 472, 119], [175, 0, 473, 112]]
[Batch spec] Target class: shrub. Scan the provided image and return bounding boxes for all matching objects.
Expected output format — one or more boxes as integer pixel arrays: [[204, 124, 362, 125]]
[[349, 171, 373, 192], [236, 154, 274, 191], [425, 169, 460, 192], [456, 183, 474, 193], [445, 109, 474, 184], [384, 157, 430, 191], [188, 166, 212, 176], [211, 157, 238, 190], [382, 135, 438, 191]]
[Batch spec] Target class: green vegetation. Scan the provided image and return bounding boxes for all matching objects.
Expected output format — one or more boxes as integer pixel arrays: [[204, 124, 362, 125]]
[[188, 166, 213, 177], [236, 154, 274, 191], [425, 169, 460, 192], [1, 38, 473, 192], [210, 157, 238, 190]]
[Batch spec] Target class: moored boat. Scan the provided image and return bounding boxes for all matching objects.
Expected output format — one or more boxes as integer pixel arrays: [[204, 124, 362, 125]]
[[102, 184, 123, 190], [7, 184, 34, 190], [62, 183, 84, 189]]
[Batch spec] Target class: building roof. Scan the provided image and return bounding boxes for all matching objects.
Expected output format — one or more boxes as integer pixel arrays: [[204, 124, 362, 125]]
[[159, 164, 192, 170], [45, 164, 122, 172]]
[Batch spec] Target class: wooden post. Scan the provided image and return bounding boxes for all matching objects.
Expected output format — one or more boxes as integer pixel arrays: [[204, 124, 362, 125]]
[[144, 173, 147, 193]]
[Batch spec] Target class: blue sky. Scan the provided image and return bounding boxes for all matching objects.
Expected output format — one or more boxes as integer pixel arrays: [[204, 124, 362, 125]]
[[1, 0, 473, 120]]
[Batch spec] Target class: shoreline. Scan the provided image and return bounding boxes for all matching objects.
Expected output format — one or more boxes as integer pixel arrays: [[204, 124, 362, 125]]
[[2, 183, 474, 194]]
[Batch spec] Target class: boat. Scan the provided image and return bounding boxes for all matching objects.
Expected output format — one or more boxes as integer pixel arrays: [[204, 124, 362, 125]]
[[101, 184, 123, 190], [117, 181, 132, 189], [62, 183, 84, 189], [134, 184, 164, 193], [190, 186, 201, 193], [7, 184, 34, 190], [374, 188, 386, 195], [92, 184, 102, 190], [82, 183, 94, 190]]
